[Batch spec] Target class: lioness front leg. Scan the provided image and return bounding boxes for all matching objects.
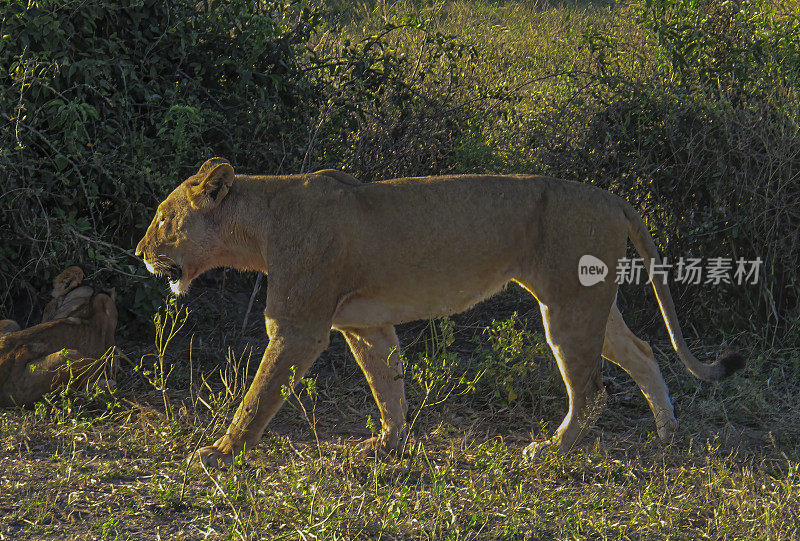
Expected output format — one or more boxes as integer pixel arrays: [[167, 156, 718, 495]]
[[188, 319, 330, 469], [341, 326, 408, 454]]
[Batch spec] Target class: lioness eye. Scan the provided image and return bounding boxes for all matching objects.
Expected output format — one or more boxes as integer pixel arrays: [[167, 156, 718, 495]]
[[158, 214, 165, 227]]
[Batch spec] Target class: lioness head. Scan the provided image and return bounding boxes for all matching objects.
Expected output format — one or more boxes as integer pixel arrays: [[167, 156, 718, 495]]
[[135, 157, 235, 295], [51, 266, 84, 299]]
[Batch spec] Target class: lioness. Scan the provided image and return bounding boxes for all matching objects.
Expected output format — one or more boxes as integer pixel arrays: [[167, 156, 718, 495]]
[[0, 267, 118, 406], [40, 265, 95, 323], [136, 158, 744, 468]]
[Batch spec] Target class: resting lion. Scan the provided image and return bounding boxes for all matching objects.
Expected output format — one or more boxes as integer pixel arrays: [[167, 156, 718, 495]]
[[0, 267, 118, 406], [135, 158, 744, 468], [40, 265, 95, 323]]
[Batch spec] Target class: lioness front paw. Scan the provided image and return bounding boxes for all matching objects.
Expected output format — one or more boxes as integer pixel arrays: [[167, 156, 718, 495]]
[[655, 411, 678, 441], [356, 435, 380, 450], [356, 436, 396, 457], [187, 445, 234, 470], [356, 428, 409, 457], [522, 440, 554, 460]]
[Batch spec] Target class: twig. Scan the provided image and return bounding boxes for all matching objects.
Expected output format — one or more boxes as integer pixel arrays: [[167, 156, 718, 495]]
[[443, 68, 591, 115], [68, 228, 139, 259], [199, 461, 246, 536], [240, 273, 262, 334], [301, 99, 335, 174]]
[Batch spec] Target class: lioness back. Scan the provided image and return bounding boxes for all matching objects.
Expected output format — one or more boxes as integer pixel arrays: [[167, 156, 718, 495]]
[[326, 175, 630, 322]]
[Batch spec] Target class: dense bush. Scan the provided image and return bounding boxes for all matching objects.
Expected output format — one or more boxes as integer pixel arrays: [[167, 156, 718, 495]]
[[556, 86, 800, 343], [313, 19, 485, 179], [1, 0, 798, 345], [448, 0, 800, 342], [539, 0, 800, 341], [0, 0, 485, 326], [641, 0, 800, 101], [0, 0, 322, 324]]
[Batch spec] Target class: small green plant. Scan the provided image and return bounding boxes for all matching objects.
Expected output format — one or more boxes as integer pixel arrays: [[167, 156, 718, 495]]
[[407, 318, 484, 435], [95, 517, 124, 540], [385, 485, 410, 521], [31, 346, 120, 424], [473, 312, 550, 405], [365, 413, 379, 439], [136, 297, 189, 420], [281, 365, 322, 458], [192, 345, 255, 415]]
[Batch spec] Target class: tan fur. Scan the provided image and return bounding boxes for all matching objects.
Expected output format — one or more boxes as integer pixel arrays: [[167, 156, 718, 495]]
[[136, 158, 741, 468], [41, 266, 94, 323], [0, 268, 118, 406]]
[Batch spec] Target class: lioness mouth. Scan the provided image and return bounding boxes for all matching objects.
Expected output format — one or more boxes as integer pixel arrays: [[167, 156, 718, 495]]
[[143, 258, 183, 287], [166, 264, 182, 284]]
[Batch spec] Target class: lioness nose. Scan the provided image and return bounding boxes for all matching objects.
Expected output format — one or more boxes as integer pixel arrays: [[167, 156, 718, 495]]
[[134, 239, 144, 258]]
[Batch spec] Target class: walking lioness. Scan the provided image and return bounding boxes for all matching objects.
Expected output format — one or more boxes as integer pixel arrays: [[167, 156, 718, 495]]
[[136, 158, 744, 468]]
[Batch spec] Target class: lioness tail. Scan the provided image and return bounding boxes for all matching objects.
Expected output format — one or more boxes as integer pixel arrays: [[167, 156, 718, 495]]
[[622, 203, 745, 382]]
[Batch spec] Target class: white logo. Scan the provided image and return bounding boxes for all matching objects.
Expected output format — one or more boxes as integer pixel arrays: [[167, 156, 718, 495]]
[[579, 255, 608, 286]]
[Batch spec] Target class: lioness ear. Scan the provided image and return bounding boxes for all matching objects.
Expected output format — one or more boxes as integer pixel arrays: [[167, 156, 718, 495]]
[[197, 157, 230, 176], [188, 163, 235, 210]]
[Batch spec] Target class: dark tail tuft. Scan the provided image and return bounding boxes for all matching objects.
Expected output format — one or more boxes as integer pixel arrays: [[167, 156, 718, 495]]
[[714, 350, 746, 379]]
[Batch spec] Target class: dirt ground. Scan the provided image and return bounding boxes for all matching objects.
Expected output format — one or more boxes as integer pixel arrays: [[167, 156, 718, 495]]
[[2, 279, 798, 540]]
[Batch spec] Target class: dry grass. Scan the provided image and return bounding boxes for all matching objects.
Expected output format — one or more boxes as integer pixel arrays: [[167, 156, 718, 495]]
[[1, 285, 799, 540]]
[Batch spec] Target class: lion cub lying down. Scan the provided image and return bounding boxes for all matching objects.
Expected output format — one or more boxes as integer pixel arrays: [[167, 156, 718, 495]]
[[136, 158, 744, 468], [0, 267, 118, 406]]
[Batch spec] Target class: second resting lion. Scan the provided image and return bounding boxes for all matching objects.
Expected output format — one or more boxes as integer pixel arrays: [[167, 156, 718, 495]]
[[0, 267, 118, 406]]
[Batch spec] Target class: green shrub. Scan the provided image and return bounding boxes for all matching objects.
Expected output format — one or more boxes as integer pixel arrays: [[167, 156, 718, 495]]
[[312, 10, 488, 179], [640, 0, 800, 101], [492, 0, 800, 341], [408, 318, 481, 409], [0, 0, 319, 322], [472, 312, 552, 406], [530, 0, 800, 341], [0, 0, 486, 326], [575, 88, 799, 342]]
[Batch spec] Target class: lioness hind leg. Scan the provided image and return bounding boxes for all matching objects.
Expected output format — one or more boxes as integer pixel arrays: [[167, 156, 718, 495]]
[[341, 326, 408, 453], [602, 303, 677, 440], [524, 301, 608, 457]]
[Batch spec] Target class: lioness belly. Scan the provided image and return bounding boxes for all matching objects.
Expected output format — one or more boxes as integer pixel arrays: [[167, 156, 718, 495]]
[[332, 274, 512, 328]]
